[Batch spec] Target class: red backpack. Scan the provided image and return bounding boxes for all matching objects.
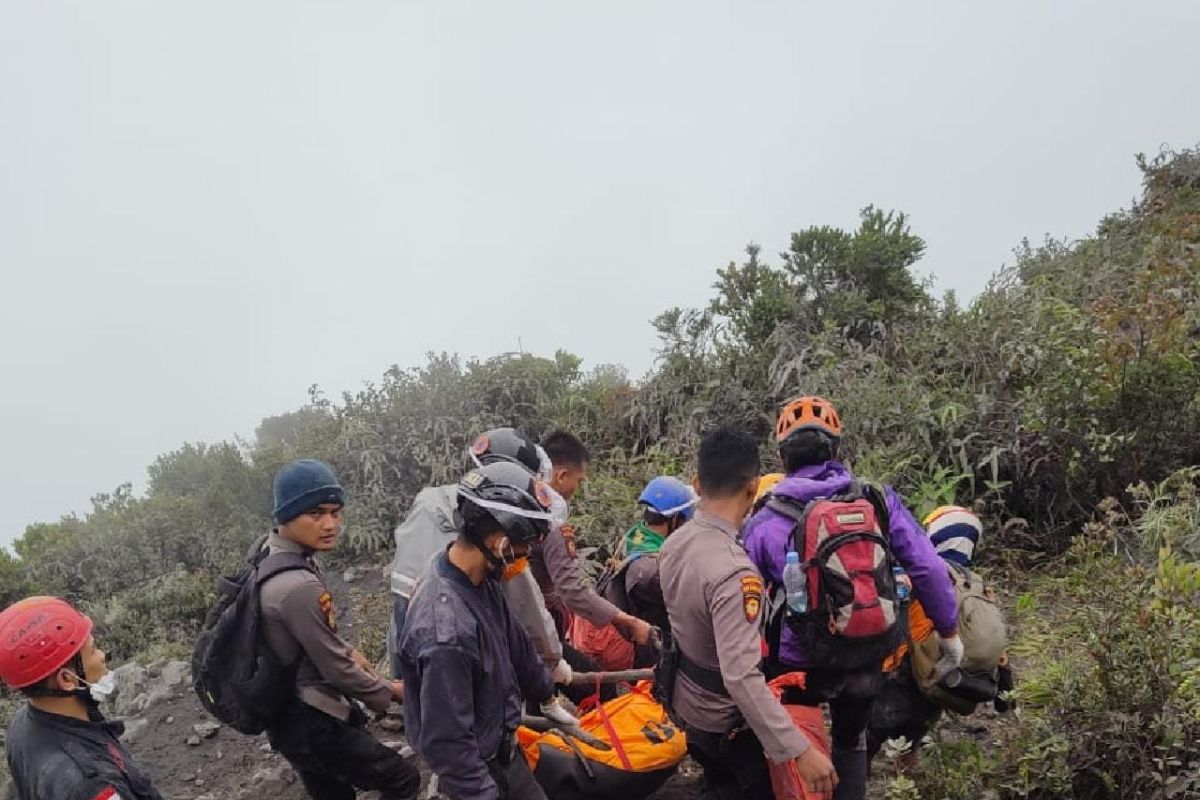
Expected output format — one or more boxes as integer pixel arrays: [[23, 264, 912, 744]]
[[763, 481, 907, 671]]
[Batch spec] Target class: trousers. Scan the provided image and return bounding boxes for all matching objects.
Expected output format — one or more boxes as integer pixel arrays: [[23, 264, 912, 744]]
[[268, 701, 420, 800]]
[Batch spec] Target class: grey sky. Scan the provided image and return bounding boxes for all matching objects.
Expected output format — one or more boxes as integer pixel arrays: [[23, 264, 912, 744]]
[[2, 2, 1198, 545]]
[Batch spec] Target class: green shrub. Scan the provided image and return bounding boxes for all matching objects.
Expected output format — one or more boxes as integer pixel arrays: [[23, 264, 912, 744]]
[[82, 568, 215, 664]]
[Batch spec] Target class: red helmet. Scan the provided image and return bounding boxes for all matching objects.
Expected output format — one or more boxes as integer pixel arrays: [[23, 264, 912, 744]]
[[0, 596, 93, 689]]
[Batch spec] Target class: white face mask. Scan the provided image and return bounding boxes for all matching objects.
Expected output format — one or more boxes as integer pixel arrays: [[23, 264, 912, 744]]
[[71, 670, 117, 703]]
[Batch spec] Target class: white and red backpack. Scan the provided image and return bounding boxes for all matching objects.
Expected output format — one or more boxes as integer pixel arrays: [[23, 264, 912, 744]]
[[763, 481, 907, 670]]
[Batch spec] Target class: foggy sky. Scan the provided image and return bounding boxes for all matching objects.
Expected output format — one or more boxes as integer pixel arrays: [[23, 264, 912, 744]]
[[3, 1, 1199, 546]]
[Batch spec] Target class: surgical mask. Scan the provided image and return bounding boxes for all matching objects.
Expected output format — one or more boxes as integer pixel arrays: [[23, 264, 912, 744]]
[[70, 670, 117, 703]]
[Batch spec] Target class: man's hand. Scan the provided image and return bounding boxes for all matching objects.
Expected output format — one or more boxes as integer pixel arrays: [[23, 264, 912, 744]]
[[390, 680, 405, 702], [933, 632, 964, 682], [551, 659, 573, 685], [795, 746, 838, 796], [614, 612, 653, 645]]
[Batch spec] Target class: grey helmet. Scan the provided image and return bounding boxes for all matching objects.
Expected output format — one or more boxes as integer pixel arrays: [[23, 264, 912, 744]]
[[456, 460, 553, 546], [467, 428, 542, 475]]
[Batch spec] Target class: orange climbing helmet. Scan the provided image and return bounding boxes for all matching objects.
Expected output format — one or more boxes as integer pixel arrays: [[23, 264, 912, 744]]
[[775, 395, 842, 442]]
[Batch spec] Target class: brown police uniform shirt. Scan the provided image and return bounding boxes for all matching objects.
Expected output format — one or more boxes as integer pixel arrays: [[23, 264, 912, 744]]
[[259, 532, 394, 721], [529, 521, 621, 627], [658, 509, 810, 763]]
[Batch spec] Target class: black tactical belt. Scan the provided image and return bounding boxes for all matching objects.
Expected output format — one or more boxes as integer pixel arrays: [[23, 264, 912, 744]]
[[678, 651, 730, 697]]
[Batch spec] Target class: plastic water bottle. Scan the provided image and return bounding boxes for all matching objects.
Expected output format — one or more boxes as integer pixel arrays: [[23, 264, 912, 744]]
[[893, 565, 911, 603], [783, 551, 807, 614]]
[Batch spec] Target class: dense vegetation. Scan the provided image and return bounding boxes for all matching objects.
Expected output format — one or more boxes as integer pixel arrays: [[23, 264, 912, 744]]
[[2, 146, 1197, 798]]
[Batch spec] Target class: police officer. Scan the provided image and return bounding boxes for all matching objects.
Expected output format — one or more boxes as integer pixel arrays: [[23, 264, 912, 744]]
[[528, 431, 652, 653], [399, 461, 562, 800], [659, 427, 838, 799], [259, 459, 420, 800], [1, 595, 166, 800]]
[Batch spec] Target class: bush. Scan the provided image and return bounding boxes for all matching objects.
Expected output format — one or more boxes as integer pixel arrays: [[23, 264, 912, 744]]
[[81, 568, 215, 665], [907, 470, 1200, 799]]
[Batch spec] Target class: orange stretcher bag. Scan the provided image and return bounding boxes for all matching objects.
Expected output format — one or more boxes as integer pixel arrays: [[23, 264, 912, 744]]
[[517, 682, 685, 800], [766, 672, 833, 800]]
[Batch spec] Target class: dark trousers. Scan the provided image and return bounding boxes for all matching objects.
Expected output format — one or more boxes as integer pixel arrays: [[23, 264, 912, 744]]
[[268, 702, 420, 800], [866, 658, 941, 761], [684, 725, 773, 800], [485, 738, 549, 800]]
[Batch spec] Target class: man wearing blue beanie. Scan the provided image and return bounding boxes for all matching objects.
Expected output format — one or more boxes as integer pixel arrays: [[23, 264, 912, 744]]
[[258, 459, 419, 800], [273, 459, 347, 527]]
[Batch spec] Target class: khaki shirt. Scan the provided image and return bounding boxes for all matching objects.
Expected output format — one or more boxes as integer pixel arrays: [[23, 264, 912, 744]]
[[530, 521, 621, 627], [658, 510, 810, 763], [259, 532, 393, 720]]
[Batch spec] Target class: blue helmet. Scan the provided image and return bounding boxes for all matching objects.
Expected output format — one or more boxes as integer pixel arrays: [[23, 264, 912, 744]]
[[638, 476, 698, 521]]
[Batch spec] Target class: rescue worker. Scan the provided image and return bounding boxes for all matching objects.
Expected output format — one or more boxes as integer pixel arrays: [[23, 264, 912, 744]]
[[1, 595, 166, 800], [659, 427, 838, 799], [385, 428, 573, 702], [259, 459, 420, 800], [528, 431, 652, 652], [753, 472, 785, 511], [867, 506, 1016, 763], [399, 461, 564, 800], [572, 475, 697, 670], [742, 396, 962, 800]]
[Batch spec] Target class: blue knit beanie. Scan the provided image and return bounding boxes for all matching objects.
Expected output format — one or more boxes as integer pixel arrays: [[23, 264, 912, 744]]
[[273, 459, 345, 524]]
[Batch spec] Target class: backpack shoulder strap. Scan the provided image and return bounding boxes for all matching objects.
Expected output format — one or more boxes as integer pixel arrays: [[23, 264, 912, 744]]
[[215, 533, 274, 598], [852, 479, 892, 537], [255, 552, 315, 585], [763, 494, 808, 522]]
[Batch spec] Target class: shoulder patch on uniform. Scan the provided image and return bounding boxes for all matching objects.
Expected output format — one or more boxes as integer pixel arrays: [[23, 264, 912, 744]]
[[318, 590, 337, 631], [741, 575, 764, 623], [561, 523, 578, 559], [433, 591, 459, 645]]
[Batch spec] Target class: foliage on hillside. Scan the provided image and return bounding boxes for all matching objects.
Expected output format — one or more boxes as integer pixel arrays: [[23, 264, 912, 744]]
[[892, 469, 1200, 799], [2, 146, 1197, 797]]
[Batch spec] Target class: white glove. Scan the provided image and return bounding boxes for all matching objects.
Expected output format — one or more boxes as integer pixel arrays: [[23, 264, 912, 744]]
[[540, 696, 581, 728], [933, 634, 965, 681], [551, 659, 573, 685]]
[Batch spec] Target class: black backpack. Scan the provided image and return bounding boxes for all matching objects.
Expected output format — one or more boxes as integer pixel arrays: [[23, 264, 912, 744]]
[[191, 534, 313, 734]]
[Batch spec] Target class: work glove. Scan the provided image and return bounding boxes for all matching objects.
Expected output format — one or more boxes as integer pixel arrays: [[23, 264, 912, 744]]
[[540, 695, 581, 728], [551, 659, 574, 685], [932, 633, 964, 682]]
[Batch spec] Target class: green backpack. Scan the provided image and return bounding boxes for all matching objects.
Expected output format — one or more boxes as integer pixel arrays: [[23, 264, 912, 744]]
[[910, 563, 1008, 715]]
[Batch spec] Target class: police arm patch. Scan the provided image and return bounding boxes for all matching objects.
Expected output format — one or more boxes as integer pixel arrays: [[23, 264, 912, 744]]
[[741, 575, 764, 623], [561, 523, 578, 559], [318, 590, 337, 631]]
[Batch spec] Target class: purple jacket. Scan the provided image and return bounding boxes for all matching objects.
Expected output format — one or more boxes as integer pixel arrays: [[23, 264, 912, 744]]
[[742, 461, 958, 669]]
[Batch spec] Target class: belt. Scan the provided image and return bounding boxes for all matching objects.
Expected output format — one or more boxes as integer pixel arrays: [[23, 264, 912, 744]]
[[678, 651, 730, 697]]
